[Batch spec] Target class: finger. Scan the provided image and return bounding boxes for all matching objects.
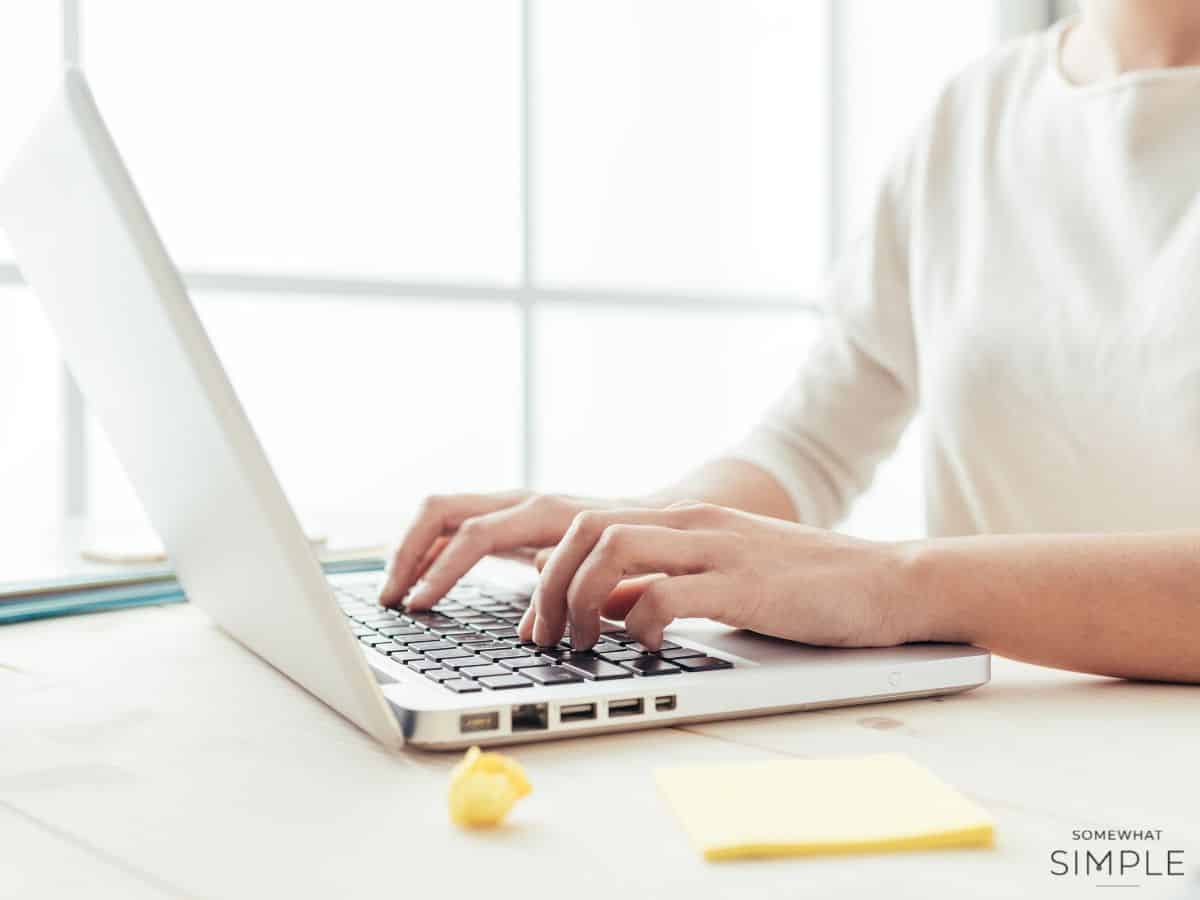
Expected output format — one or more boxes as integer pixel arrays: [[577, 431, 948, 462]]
[[533, 547, 554, 571], [520, 574, 656, 642], [600, 574, 664, 621], [406, 497, 575, 610], [518, 603, 536, 642], [623, 574, 729, 650], [380, 491, 525, 606], [414, 536, 450, 580], [566, 524, 716, 649], [534, 506, 711, 646]]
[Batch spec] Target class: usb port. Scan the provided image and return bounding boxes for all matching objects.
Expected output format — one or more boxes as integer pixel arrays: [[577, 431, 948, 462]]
[[607, 697, 644, 717], [655, 695, 676, 712], [511, 703, 548, 732], [559, 702, 596, 722], [459, 711, 500, 734]]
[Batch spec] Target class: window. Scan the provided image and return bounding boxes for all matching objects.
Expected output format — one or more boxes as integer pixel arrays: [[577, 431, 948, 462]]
[[1, 1, 1054, 552]]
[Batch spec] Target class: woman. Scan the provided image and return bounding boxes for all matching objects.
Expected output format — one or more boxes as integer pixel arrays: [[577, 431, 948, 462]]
[[381, 1, 1200, 684]]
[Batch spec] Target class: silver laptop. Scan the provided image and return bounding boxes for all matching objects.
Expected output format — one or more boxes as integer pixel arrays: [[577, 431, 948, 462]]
[[0, 69, 989, 750]]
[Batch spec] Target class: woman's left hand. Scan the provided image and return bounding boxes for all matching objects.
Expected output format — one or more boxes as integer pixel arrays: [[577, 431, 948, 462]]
[[517, 502, 920, 651]]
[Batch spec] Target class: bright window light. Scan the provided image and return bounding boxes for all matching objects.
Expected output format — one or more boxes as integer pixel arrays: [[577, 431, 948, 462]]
[[84, 1, 522, 283], [534, 0, 829, 296]]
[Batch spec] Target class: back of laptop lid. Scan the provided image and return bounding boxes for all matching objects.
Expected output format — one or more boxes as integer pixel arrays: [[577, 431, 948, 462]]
[[0, 69, 401, 747]]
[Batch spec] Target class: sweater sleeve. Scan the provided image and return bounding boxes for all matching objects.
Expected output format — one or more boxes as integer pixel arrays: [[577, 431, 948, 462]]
[[726, 161, 919, 527]]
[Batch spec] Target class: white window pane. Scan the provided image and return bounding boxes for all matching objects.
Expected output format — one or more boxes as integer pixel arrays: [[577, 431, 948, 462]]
[[0, 2, 60, 261], [535, 1, 828, 296], [0, 288, 62, 541], [84, 1, 521, 283], [534, 306, 819, 496], [841, 0, 996, 239], [88, 296, 522, 539]]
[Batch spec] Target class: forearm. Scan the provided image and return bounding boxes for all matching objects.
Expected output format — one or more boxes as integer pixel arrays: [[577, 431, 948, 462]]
[[901, 531, 1200, 682], [642, 458, 798, 522]]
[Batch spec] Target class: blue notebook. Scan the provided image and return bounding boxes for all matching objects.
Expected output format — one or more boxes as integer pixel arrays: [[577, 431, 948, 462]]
[[0, 558, 386, 626]]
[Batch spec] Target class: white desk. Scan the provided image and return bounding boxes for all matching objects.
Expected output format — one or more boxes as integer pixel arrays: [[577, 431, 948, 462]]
[[3, 579, 1198, 898]]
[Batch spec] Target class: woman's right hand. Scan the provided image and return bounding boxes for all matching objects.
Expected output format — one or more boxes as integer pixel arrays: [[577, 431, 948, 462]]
[[378, 490, 648, 610]]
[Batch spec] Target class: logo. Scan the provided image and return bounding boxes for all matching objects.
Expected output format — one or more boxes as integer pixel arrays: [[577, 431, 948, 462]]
[[1049, 828, 1187, 888]]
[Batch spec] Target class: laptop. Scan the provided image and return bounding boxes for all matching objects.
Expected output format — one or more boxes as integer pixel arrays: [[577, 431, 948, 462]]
[[0, 69, 990, 750]]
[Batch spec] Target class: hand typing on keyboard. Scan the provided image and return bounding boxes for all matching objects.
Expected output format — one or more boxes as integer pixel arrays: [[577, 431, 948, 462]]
[[379, 491, 914, 656]]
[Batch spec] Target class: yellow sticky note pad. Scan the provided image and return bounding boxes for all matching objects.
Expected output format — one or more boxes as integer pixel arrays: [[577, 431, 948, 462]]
[[655, 753, 994, 861]]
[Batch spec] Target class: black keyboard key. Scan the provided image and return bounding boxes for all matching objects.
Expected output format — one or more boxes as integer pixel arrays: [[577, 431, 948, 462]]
[[441, 609, 484, 621], [407, 659, 441, 672], [453, 633, 495, 645], [598, 649, 643, 663], [483, 626, 520, 639], [409, 640, 455, 652], [625, 642, 651, 653], [427, 621, 473, 634], [459, 664, 512, 679], [657, 640, 680, 651], [478, 674, 534, 690], [522, 666, 584, 685], [432, 628, 476, 639], [442, 678, 482, 693], [660, 647, 704, 660], [390, 632, 438, 645], [557, 653, 634, 681], [378, 626, 425, 638], [674, 655, 733, 672], [359, 613, 399, 623], [469, 641, 517, 653], [606, 630, 638, 644], [498, 655, 548, 670], [406, 612, 454, 626], [623, 656, 681, 676], [473, 601, 515, 612], [481, 648, 529, 661], [536, 645, 572, 661], [425, 668, 460, 682], [442, 655, 490, 670], [425, 647, 473, 661]]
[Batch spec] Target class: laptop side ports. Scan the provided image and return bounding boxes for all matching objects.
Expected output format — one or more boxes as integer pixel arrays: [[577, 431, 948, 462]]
[[607, 697, 644, 717], [459, 711, 500, 734], [558, 702, 596, 723], [511, 703, 548, 732]]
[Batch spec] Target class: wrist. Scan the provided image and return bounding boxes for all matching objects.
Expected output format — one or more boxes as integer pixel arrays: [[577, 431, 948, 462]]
[[885, 539, 970, 645]]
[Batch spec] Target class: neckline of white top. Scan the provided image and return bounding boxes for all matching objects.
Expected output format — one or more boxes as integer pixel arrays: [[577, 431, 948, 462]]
[[1048, 16, 1200, 97]]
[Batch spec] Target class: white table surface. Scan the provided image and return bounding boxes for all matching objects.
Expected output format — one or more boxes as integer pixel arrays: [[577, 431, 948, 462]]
[[2, 545, 1199, 899]]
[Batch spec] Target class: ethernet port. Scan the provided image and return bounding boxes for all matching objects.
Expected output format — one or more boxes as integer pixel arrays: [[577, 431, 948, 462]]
[[511, 703, 548, 732]]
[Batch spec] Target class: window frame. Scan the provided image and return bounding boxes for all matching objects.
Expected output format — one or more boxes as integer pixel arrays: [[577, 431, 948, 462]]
[[1, 0, 1056, 518]]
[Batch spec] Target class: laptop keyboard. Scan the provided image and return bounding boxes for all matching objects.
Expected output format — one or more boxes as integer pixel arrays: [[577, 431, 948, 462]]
[[334, 575, 732, 694]]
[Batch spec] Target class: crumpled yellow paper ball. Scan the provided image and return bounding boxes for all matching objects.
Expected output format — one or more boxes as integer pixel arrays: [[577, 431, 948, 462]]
[[448, 746, 532, 828]]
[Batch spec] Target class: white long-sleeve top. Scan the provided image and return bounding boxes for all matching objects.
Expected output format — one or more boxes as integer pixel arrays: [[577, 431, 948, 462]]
[[732, 22, 1200, 536]]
